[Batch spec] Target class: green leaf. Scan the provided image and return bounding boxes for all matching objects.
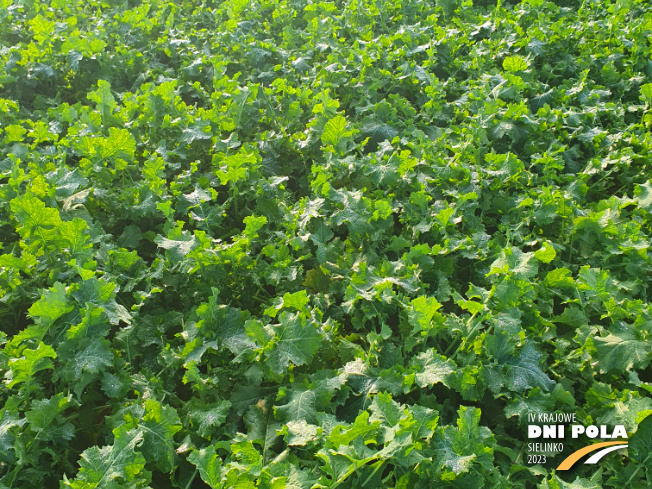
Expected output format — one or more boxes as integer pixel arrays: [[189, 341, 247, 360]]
[[181, 121, 212, 144], [434, 406, 494, 477], [593, 331, 650, 373], [71, 277, 131, 325], [633, 180, 652, 212], [62, 426, 149, 488], [137, 399, 182, 472], [230, 437, 263, 475], [275, 387, 317, 423], [188, 446, 223, 488], [244, 401, 281, 454], [188, 401, 232, 438], [87, 79, 117, 115], [640, 83, 652, 106], [316, 437, 378, 486], [552, 307, 587, 327], [116, 225, 143, 249], [360, 122, 398, 152], [303, 267, 330, 292], [369, 392, 404, 445], [155, 232, 199, 263], [243, 215, 267, 238], [265, 290, 311, 318], [282, 420, 321, 447], [538, 474, 601, 489], [265, 312, 323, 375], [27, 281, 74, 335], [504, 343, 555, 392], [435, 207, 456, 227], [629, 413, 652, 469], [214, 149, 258, 185], [488, 247, 538, 279], [0, 406, 27, 464], [408, 405, 439, 441], [212, 306, 255, 359], [25, 392, 72, 432], [62, 337, 113, 377], [412, 349, 454, 388], [328, 411, 379, 448], [101, 371, 131, 399], [546, 268, 576, 288], [369, 392, 402, 428], [591, 388, 652, 431], [281, 290, 310, 313]]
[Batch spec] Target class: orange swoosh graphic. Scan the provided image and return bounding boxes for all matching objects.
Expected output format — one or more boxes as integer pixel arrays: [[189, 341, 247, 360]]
[[556, 441, 627, 470]]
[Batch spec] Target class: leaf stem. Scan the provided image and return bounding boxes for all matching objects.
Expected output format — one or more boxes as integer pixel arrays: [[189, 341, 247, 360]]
[[361, 459, 385, 487], [625, 454, 650, 485], [184, 469, 198, 489], [444, 312, 479, 357]]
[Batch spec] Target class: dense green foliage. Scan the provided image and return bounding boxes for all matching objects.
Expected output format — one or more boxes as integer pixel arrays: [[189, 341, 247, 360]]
[[1, 0, 652, 487]]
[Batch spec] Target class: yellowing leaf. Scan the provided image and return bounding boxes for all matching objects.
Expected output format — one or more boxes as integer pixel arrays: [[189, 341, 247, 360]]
[[503, 56, 528, 72], [408, 296, 443, 334], [534, 241, 556, 263], [5, 342, 57, 388], [321, 115, 350, 146], [10, 194, 62, 239], [4, 124, 27, 142]]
